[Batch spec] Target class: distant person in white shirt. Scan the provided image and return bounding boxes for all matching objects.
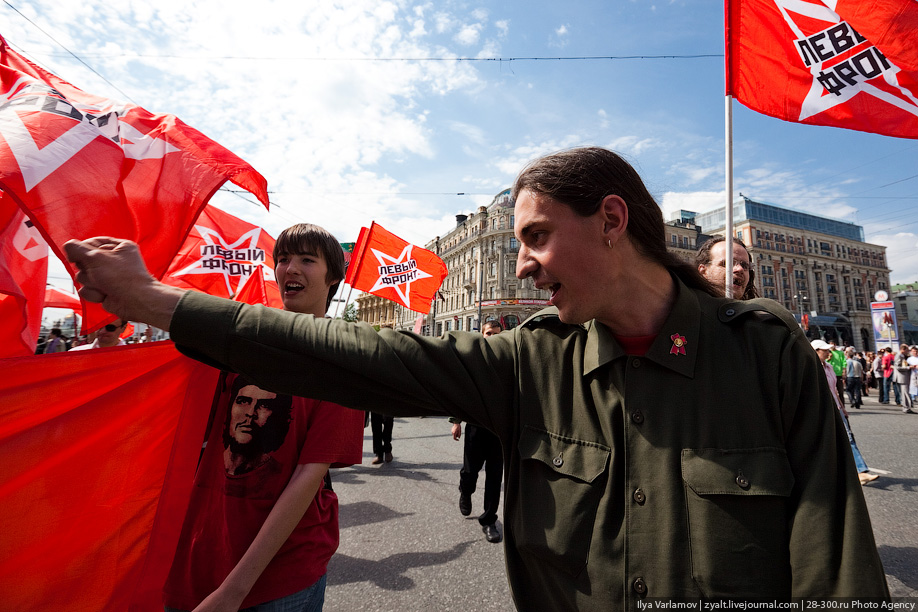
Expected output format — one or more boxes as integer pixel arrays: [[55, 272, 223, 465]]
[[69, 319, 128, 350]]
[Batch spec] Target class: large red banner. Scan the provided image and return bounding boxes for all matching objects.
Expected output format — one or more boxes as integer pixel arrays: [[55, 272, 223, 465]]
[[345, 222, 448, 313], [0, 344, 218, 611], [0, 191, 48, 357], [726, 0, 918, 138], [0, 34, 270, 331], [163, 204, 281, 307]]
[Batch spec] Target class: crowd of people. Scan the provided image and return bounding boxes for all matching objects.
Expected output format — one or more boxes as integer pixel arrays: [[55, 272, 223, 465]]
[[53, 147, 892, 608]]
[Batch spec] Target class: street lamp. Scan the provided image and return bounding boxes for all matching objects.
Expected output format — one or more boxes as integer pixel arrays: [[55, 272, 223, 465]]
[[794, 293, 808, 329]]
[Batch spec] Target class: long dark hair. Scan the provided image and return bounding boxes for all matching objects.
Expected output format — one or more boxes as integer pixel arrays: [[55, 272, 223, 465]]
[[694, 235, 759, 300], [511, 147, 718, 296]]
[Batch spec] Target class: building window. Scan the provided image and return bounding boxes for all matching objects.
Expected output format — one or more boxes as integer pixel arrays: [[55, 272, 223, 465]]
[[510, 215, 514, 229], [510, 237, 518, 249]]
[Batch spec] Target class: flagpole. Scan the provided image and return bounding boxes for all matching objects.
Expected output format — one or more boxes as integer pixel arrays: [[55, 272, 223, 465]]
[[725, 94, 735, 299], [724, 0, 735, 299]]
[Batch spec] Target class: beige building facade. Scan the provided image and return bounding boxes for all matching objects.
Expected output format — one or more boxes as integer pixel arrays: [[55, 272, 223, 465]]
[[686, 196, 891, 351], [356, 193, 891, 351]]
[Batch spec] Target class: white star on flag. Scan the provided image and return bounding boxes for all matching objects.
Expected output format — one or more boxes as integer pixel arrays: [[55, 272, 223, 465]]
[[170, 226, 273, 296], [368, 244, 432, 309], [775, 0, 918, 122]]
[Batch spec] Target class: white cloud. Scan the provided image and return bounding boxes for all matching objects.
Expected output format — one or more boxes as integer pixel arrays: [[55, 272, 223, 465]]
[[606, 135, 660, 157], [659, 191, 724, 220], [549, 23, 570, 48], [495, 20, 510, 38], [454, 23, 483, 46], [868, 232, 918, 284]]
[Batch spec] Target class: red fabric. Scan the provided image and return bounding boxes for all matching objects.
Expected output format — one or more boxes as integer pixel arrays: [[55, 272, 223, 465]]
[[726, 0, 918, 138], [613, 333, 657, 357], [345, 222, 448, 313], [0, 191, 48, 357], [163, 204, 280, 303], [44, 286, 81, 310], [163, 374, 364, 610], [0, 343, 219, 611], [882, 351, 895, 377], [0, 35, 270, 332], [120, 322, 135, 339], [234, 263, 283, 308]]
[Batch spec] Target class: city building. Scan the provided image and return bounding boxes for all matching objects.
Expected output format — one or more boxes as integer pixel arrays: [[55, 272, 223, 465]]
[[355, 192, 892, 352], [678, 195, 891, 350], [355, 188, 550, 334], [891, 284, 918, 345]]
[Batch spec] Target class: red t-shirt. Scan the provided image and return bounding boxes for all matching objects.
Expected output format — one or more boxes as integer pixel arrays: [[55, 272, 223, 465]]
[[163, 374, 364, 610], [882, 352, 895, 378]]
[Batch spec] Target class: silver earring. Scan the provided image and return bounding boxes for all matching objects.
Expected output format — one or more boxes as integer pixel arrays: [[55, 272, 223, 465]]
[[607, 239, 613, 249]]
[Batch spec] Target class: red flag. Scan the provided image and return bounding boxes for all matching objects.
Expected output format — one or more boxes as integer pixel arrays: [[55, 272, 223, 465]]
[[0, 35, 270, 332], [162, 204, 280, 301], [0, 344, 218, 611], [0, 191, 48, 357], [44, 286, 81, 310], [345, 222, 447, 313], [234, 263, 283, 308], [726, 0, 918, 138]]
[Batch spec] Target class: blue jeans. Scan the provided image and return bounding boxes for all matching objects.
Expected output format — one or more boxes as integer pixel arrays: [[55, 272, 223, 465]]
[[889, 377, 902, 404], [166, 574, 326, 612]]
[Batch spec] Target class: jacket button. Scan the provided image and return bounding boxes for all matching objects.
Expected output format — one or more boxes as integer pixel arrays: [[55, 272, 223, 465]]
[[736, 473, 750, 489], [725, 308, 736, 316], [632, 577, 647, 595], [631, 358, 641, 368], [633, 488, 646, 504], [631, 410, 644, 424], [552, 454, 564, 467]]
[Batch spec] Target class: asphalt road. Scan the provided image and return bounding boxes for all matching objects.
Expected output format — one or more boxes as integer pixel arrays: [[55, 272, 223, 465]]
[[324, 392, 918, 611]]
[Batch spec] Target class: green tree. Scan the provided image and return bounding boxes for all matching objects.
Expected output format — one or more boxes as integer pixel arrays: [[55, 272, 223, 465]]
[[340, 302, 358, 323]]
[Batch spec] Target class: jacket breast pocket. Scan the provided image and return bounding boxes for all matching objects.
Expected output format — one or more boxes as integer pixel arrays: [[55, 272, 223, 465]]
[[682, 447, 795, 597], [515, 426, 610, 576]]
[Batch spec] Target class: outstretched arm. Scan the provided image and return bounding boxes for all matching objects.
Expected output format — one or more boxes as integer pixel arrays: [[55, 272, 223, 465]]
[[191, 462, 331, 612], [64, 238, 184, 330]]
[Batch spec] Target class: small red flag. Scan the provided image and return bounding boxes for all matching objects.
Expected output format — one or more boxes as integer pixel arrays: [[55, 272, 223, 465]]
[[0, 34, 270, 332], [726, 0, 918, 138], [234, 263, 283, 308], [345, 222, 447, 313], [0, 192, 48, 357], [162, 204, 280, 303], [43, 286, 81, 310]]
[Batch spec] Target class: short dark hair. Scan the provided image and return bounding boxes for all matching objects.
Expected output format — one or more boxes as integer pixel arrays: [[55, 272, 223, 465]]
[[50, 328, 63, 337], [694, 235, 759, 300], [483, 320, 503, 331], [511, 147, 718, 297], [274, 223, 346, 311]]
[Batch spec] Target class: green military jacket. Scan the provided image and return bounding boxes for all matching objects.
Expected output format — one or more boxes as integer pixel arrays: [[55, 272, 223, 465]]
[[171, 278, 889, 609]]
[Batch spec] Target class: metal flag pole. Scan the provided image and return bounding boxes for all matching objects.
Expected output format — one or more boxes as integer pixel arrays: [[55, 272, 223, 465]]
[[724, 0, 735, 299], [725, 93, 735, 299]]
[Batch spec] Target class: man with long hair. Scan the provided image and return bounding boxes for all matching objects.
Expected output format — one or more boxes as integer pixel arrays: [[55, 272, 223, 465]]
[[695, 235, 758, 300], [67, 147, 889, 606]]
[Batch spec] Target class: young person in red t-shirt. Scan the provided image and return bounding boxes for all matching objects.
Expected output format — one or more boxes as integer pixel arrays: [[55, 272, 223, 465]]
[[163, 224, 365, 612]]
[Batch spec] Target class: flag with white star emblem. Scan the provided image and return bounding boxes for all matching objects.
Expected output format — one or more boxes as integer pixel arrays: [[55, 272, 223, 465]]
[[726, 0, 918, 139], [345, 222, 447, 313], [0, 34, 270, 332], [162, 204, 281, 307], [0, 192, 48, 357]]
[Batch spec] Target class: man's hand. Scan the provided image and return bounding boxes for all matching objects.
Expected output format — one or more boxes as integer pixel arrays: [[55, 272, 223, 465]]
[[64, 237, 185, 331], [451, 423, 462, 440]]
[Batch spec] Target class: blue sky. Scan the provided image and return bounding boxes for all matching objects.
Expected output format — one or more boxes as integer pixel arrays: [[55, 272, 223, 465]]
[[4, 0, 917, 299]]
